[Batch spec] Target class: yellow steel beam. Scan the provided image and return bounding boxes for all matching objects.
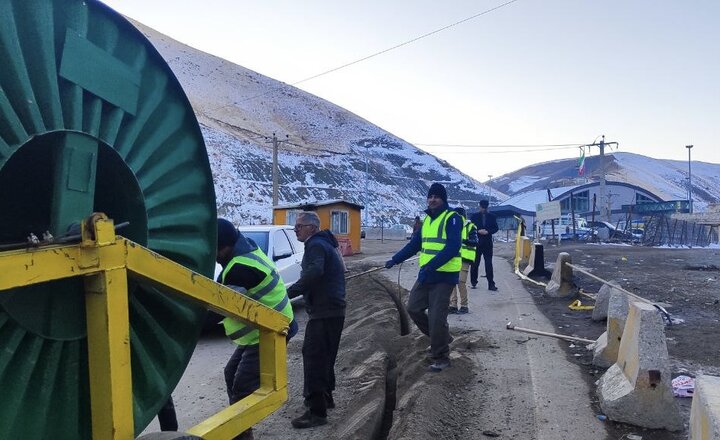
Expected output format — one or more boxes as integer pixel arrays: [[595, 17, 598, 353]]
[[186, 386, 288, 439], [0, 223, 290, 439], [124, 240, 290, 333], [85, 268, 134, 440]]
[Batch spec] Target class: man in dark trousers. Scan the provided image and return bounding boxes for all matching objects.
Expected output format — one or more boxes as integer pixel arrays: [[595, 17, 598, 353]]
[[385, 182, 461, 372], [288, 211, 346, 429], [470, 199, 499, 291], [216, 218, 298, 440]]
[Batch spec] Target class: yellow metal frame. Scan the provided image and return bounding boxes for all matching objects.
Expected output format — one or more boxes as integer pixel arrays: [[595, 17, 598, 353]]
[[0, 214, 289, 439]]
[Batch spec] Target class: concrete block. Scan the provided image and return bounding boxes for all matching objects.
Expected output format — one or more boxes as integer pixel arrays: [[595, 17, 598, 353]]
[[690, 375, 720, 440], [597, 301, 682, 431], [545, 252, 575, 297], [593, 287, 629, 368], [591, 280, 621, 321]]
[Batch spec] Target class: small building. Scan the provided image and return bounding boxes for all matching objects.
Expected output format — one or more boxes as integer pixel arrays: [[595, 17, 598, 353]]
[[272, 199, 364, 255]]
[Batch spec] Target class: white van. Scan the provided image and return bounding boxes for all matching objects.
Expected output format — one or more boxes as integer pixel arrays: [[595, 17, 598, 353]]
[[538, 215, 592, 239]]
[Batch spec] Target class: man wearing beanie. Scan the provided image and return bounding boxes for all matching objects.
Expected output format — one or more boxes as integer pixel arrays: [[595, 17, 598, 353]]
[[469, 200, 499, 291], [385, 182, 461, 372], [216, 218, 298, 440]]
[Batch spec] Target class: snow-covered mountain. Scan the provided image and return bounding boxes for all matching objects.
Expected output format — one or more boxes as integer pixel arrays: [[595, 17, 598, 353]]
[[130, 20, 504, 226], [492, 152, 720, 211]]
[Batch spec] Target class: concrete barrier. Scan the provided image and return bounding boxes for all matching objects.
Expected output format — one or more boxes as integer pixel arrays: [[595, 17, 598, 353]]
[[690, 375, 720, 439], [592, 280, 622, 321], [545, 252, 575, 297], [597, 301, 682, 431], [593, 286, 629, 367]]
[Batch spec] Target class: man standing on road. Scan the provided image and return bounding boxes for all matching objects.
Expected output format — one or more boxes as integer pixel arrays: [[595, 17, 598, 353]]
[[470, 200, 499, 291], [287, 212, 346, 429], [385, 182, 461, 372], [216, 218, 298, 440], [449, 207, 478, 314]]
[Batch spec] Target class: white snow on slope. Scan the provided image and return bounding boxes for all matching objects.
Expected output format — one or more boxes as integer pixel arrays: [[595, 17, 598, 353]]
[[129, 19, 506, 225]]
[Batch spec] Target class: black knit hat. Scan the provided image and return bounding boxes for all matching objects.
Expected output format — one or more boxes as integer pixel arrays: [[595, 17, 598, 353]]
[[427, 182, 447, 203], [217, 218, 239, 249]]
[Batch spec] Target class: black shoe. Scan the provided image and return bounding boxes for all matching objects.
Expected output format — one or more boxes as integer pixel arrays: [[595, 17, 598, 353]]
[[291, 411, 328, 429], [458, 306, 469, 314], [488, 285, 498, 291], [448, 306, 458, 314]]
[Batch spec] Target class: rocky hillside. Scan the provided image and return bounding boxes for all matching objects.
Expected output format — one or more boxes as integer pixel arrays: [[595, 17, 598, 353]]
[[492, 152, 720, 211], [129, 19, 504, 225]]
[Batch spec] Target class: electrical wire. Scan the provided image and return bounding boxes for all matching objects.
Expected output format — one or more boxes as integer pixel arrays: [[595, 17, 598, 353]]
[[414, 143, 585, 148], [422, 145, 582, 154], [291, 0, 521, 87], [215, 0, 521, 109]]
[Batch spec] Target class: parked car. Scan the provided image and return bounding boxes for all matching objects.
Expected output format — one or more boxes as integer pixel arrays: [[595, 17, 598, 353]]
[[237, 225, 304, 288], [539, 216, 595, 240], [586, 221, 636, 241]]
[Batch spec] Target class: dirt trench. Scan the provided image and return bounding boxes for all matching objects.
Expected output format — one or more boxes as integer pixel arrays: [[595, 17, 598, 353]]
[[307, 271, 488, 440]]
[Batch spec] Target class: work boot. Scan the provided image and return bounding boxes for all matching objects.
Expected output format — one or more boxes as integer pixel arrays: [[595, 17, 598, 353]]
[[458, 306, 469, 314], [448, 306, 458, 314], [429, 359, 451, 372], [291, 411, 328, 429]]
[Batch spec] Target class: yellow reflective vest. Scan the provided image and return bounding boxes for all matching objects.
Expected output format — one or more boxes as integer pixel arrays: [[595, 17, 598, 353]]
[[418, 209, 462, 272], [461, 220, 477, 262], [221, 248, 294, 346]]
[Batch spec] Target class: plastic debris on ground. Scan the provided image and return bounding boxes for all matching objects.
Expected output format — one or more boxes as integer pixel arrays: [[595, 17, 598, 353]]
[[671, 375, 695, 397]]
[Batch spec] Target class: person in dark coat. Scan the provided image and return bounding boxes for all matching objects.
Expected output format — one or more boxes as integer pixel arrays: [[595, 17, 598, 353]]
[[469, 200, 499, 291], [287, 211, 346, 429]]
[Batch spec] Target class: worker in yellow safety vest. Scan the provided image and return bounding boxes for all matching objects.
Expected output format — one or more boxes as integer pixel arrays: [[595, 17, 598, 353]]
[[216, 218, 298, 440], [449, 207, 478, 314], [384, 182, 461, 372]]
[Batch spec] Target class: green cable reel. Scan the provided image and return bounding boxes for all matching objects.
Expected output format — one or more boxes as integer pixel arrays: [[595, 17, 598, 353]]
[[0, 0, 217, 438]]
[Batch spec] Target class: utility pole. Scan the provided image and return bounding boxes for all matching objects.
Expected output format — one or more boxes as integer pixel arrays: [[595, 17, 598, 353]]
[[582, 135, 618, 222], [364, 144, 370, 225], [272, 133, 279, 207], [686, 144, 693, 214]]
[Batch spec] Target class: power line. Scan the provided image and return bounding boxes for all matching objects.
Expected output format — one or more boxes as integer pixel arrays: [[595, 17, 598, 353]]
[[291, 0, 521, 86], [421, 145, 582, 154], [214, 0, 521, 109], [415, 143, 585, 148]]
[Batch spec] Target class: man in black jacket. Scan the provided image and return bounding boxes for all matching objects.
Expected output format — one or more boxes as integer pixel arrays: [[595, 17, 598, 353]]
[[469, 200, 499, 291], [287, 211, 346, 429]]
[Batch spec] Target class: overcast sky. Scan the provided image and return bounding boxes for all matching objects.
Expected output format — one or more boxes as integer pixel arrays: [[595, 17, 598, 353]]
[[101, 0, 719, 182]]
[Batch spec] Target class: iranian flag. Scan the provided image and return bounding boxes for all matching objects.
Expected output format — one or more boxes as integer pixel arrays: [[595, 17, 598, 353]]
[[578, 148, 586, 176]]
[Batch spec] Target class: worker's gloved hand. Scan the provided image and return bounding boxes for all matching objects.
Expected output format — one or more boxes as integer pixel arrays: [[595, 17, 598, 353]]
[[384, 259, 395, 269]]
